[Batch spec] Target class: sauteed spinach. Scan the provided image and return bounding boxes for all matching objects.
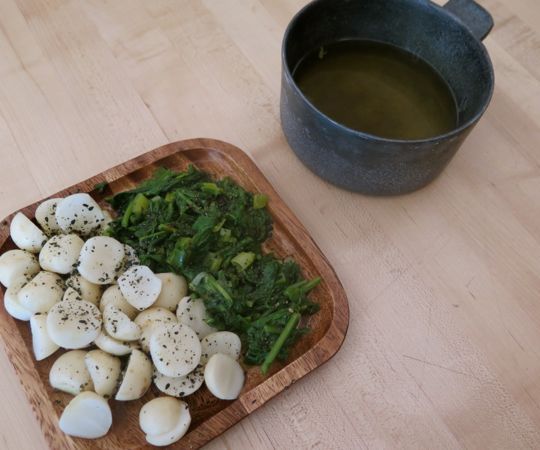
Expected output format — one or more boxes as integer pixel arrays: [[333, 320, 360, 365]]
[[105, 165, 319, 373]]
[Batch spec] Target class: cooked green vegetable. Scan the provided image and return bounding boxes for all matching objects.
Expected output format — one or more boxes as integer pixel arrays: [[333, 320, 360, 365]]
[[253, 193, 268, 209], [105, 165, 319, 372], [94, 181, 109, 194]]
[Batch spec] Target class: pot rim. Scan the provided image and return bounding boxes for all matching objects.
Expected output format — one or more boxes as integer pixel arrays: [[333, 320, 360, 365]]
[[281, 0, 495, 145]]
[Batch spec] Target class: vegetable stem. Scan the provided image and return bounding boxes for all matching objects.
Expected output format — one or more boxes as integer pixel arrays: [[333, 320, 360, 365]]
[[205, 274, 234, 305], [139, 230, 168, 241], [284, 277, 321, 301], [253, 193, 268, 209], [158, 224, 177, 233], [121, 201, 134, 227], [132, 193, 149, 215], [231, 252, 255, 271], [261, 312, 300, 374], [121, 193, 149, 227], [200, 182, 222, 195]]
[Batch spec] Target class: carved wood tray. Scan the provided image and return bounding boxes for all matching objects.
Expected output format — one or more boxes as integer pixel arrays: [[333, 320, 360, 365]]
[[0, 138, 349, 449]]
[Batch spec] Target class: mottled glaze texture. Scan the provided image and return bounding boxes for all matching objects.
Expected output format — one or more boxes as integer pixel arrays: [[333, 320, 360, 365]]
[[280, 0, 494, 195]]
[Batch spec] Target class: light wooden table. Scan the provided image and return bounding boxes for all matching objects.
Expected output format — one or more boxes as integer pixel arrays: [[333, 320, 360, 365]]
[[0, 0, 539, 449]]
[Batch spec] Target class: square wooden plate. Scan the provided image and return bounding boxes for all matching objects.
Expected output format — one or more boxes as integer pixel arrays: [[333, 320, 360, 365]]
[[0, 138, 349, 449]]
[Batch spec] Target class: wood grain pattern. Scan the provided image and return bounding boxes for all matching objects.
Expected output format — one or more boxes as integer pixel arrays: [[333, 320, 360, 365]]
[[0, 0, 540, 448], [0, 139, 349, 449]]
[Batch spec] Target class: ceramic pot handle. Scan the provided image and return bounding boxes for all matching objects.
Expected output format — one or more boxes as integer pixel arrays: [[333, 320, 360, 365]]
[[443, 0, 494, 41]]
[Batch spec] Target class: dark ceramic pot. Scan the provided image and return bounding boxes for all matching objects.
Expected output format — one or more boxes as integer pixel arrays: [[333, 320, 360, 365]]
[[280, 0, 494, 195]]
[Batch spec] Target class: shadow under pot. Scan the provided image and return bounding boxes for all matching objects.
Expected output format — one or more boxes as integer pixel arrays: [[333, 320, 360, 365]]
[[280, 0, 495, 195]]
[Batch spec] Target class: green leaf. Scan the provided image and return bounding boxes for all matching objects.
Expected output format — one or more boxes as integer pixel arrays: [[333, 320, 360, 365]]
[[94, 181, 108, 193]]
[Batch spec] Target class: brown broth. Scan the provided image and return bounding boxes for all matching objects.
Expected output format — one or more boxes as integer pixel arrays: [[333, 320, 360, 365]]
[[293, 40, 458, 140]]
